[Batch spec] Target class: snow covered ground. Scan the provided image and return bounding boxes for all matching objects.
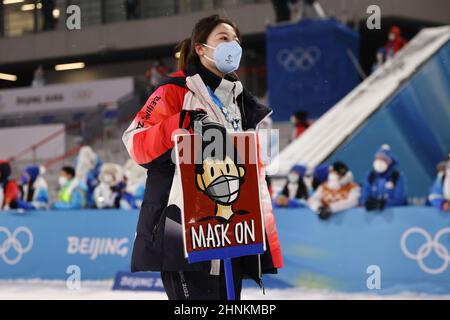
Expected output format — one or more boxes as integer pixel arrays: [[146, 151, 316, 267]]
[[1, 280, 449, 300]]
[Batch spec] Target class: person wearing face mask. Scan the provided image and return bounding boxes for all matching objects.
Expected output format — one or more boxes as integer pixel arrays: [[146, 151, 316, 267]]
[[384, 25, 406, 60], [0, 160, 19, 211], [290, 110, 311, 141], [93, 163, 124, 209], [275, 164, 309, 208], [428, 154, 450, 212], [360, 144, 407, 211], [122, 14, 282, 300], [308, 161, 360, 220], [52, 166, 86, 210], [17, 165, 49, 210]]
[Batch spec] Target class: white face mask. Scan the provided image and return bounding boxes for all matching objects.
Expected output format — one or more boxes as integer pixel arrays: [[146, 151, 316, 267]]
[[202, 40, 242, 74], [58, 176, 68, 187], [288, 173, 300, 184], [327, 173, 340, 190], [373, 159, 389, 173]]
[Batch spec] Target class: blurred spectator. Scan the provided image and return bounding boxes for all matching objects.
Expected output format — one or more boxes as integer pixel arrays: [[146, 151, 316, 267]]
[[31, 65, 46, 87], [271, 0, 292, 23], [384, 25, 407, 60], [371, 47, 386, 73], [93, 163, 124, 209], [42, 0, 56, 31], [120, 159, 146, 209], [360, 144, 407, 211], [145, 61, 169, 93], [17, 165, 49, 210], [125, 0, 138, 20], [75, 146, 102, 208], [435, 160, 447, 177], [308, 161, 360, 220], [0, 160, 19, 210], [428, 154, 450, 212], [272, 0, 324, 23], [290, 110, 311, 141], [275, 164, 308, 208], [52, 166, 86, 210]]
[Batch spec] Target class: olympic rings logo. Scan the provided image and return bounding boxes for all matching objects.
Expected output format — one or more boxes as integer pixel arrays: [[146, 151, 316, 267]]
[[277, 47, 321, 72], [400, 227, 450, 275], [0, 226, 33, 265]]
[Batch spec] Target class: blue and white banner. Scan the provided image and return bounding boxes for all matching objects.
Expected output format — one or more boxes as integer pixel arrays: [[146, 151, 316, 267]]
[[112, 271, 165, 291], [269, 207, 450, 294], [0, 210, 137, 280]]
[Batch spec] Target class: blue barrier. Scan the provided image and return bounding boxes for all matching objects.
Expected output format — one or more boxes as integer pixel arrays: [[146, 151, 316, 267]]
[[271, 206, 450, 294], [1, 207, 450, 294], [0, 210, 137, 280]]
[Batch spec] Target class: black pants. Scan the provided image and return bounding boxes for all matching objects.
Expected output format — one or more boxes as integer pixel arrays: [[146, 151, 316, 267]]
[[161, 267, 243, 300]]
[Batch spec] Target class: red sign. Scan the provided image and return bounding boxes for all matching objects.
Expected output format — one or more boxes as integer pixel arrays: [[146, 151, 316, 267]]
[[174, 130, 266, 263]]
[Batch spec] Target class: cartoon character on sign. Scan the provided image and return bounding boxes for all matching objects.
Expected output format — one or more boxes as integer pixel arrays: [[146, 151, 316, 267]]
[[195, 150, 246, 222]]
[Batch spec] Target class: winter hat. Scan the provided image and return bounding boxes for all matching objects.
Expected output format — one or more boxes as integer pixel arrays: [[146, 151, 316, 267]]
[[25, 165, 41, 182], [290, 164, 307, 177], [313, 164, 329, 184]]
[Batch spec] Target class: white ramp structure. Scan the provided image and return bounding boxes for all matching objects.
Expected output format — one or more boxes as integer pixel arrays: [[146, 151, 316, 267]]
[[267, 26, 450, 176]]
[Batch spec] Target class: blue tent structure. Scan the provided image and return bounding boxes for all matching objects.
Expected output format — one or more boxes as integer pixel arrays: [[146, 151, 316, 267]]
[[266, 19, 360, 120]]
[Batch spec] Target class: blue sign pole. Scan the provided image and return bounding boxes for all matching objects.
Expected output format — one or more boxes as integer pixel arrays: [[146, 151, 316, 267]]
[[224, 258, 235, 300]]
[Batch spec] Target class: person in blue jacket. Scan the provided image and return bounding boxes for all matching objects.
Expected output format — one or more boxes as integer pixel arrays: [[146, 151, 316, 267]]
[[360, 144, 407, 211], [17, 165, 49, 210], [52, 166, 86, 210], [428, 154, 450, 212]]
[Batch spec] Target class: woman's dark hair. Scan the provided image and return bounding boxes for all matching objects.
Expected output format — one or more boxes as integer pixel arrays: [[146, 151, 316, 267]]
[[176, 14, 241, 70]]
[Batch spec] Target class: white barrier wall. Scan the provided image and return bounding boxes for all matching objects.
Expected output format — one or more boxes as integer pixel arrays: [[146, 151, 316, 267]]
[[0, 124, 65, 160]]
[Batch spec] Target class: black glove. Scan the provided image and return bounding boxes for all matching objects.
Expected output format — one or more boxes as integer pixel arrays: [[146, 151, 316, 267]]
[[365, 198, 378, 211], [179, 109, 208, 130], [318, 206, 332, 220]]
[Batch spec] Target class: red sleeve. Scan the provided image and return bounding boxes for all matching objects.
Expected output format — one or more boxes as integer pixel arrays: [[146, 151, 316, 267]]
[[122, 84, 190, 165]]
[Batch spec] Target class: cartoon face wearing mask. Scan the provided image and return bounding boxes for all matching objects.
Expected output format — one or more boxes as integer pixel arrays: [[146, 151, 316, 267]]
[[201, 40, 242, 74], [195, 155, 246, 220]]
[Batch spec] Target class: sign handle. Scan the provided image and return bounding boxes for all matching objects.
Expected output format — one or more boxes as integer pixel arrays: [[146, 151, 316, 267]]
[[224, 258, 235, 300]]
